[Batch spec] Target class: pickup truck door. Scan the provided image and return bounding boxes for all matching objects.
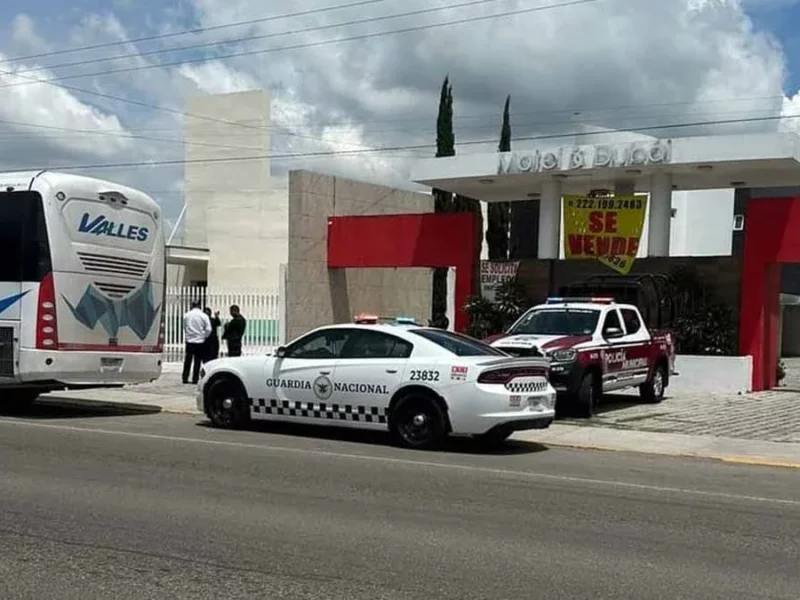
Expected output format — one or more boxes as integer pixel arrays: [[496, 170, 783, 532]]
[[599, 307, 648, 391], [612, 307, 651, 389]]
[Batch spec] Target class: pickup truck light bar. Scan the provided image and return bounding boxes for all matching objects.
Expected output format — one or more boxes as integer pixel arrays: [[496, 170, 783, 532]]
[[546, 297, 614, 304]]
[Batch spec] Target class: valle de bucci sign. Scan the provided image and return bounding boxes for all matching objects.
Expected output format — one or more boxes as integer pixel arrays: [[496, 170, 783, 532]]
[[497, 139, 671, 174]]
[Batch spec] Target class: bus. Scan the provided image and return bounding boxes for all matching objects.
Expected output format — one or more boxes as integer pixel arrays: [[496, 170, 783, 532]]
[[0, 171, 166, 407]]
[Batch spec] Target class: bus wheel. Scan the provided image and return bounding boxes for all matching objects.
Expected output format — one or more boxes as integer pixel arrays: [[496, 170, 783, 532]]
[[206, 377, 250, 429]]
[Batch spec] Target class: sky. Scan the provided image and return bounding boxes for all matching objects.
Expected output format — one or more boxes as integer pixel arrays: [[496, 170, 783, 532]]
[[1, 0, 800, 228]]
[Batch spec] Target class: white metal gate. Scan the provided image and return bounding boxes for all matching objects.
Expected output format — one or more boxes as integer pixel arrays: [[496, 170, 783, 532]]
[[164, 287, 284, 363]]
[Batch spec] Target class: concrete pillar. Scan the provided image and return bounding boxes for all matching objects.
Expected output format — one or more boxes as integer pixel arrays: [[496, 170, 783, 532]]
[[538, 179, 562, 259], [648, 172, 672, 257]]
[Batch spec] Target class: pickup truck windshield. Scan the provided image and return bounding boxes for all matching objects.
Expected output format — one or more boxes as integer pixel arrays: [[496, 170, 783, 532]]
[[509, 308, 600, 336]]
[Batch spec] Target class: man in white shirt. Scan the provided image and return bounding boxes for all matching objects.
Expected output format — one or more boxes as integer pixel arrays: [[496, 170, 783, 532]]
[[182, 301, 211, 384]]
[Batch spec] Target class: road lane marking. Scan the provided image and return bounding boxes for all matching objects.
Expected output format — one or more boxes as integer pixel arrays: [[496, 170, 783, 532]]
[[2, 418, 799, 507]]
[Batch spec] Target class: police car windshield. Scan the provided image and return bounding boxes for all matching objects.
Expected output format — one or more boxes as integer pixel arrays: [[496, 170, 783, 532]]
[[509, 308, 600, 336], [410, 329, 506, 356]]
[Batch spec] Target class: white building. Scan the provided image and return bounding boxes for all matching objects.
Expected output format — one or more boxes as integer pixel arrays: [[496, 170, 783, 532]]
[[168, 89, 287, 290]]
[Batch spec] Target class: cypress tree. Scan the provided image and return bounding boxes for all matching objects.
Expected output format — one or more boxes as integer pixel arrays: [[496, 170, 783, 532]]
[[486, 95, 511, 260], [431, 76, 454, 324]]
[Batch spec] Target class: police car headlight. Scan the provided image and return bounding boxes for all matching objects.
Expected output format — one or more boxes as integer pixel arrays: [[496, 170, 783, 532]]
[[552, 349, 577, 362]]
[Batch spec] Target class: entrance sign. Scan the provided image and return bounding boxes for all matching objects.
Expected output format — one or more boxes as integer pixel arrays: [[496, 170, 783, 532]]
[[562, 195, 648, 275], [497, 139, 671, 175], [480, 260, 519, 302]]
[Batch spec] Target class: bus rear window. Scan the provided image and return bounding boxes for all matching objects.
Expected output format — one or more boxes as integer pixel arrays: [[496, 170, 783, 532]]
[[0, 191, 52, 282]]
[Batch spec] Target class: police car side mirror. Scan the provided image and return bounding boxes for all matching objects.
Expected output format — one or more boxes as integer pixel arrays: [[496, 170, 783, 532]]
[[603, 327, 624, 339], [275, 346, 286, 358]]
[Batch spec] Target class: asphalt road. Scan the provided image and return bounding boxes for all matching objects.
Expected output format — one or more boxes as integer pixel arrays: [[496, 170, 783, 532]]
[[1, 401, 799, 600]]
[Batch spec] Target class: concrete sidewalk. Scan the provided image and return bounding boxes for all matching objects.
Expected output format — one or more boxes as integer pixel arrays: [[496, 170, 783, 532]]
[[37, 372, 800, 469]]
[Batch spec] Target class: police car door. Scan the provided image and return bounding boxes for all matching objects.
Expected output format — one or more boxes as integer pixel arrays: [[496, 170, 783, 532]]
[[332, 329, 410, 429], [266, 328, 352, 418]]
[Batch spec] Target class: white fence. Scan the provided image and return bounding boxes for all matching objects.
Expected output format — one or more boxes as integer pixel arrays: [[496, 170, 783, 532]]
[[164, 287, 284, 364]]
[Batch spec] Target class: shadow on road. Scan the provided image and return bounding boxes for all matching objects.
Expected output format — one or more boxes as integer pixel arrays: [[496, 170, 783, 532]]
[[0, 399, 162, 420], [196, 419, 549, 456]]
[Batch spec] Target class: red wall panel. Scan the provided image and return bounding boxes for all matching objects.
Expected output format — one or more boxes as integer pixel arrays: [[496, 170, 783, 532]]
[[327, 212, 479, 331], [740, 197, 800, 390]]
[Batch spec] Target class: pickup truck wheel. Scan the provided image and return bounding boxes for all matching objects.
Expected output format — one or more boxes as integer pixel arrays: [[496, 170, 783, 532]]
[[574, 372, 599, 418], [640, 364, 667, 404]]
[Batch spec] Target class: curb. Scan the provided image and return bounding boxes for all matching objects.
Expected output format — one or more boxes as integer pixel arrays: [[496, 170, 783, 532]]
[[539, 439, 800, 470]]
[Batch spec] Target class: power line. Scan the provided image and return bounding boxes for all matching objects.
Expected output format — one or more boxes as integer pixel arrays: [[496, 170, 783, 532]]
[[18, 112, 798, 172], [0, 105, 784, 150], [0, 0, 600, 87], [11, 0, 515, 77], [0, 0, 398, 65], [0, 115, 430, 156], [0, 0, 599, 157]]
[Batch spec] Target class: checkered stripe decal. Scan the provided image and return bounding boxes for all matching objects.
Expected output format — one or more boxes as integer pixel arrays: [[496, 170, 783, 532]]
[[250, 398, 388, 423], [505, 377, 549, 394]]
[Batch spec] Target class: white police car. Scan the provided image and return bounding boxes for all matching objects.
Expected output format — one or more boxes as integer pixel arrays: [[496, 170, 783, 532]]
[[196, 315, 556, 449]]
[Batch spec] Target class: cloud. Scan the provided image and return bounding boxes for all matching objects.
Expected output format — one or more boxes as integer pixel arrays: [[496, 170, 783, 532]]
[[0, 0, 799, 224]]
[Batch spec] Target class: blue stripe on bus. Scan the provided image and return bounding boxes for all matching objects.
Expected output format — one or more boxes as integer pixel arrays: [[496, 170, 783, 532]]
[[0, 291, 29, 315]]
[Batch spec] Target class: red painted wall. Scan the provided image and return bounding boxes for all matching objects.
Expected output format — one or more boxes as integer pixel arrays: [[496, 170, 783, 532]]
[[740, 197, 800, 390], [327, 212, 479, 332]]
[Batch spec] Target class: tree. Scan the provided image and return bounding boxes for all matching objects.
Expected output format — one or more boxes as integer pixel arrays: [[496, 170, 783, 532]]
[[431, 76, 454, 323], [486, 96, 511, 260]]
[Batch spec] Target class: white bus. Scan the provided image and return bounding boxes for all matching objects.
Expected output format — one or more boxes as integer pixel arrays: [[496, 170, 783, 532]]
[[0, 171, 166, 407]]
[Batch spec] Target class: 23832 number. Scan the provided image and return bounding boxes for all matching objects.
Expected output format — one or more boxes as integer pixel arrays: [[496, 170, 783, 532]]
[[409, 370, 440, 382]]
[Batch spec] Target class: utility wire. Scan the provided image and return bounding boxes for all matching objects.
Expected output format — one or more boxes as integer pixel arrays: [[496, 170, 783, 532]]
[[0, 0, 600, 87], [14, 112, 797, 172], [0, 0, 399, 65], [9, 0, 517, 77]]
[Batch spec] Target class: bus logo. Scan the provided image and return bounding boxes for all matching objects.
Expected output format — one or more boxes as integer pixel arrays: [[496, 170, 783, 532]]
[[78, 213, 149, 242]]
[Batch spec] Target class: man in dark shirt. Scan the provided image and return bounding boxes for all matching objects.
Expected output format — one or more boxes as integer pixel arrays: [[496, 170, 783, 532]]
[[222, 304, 247, 357], [202, 307, 221, 362]]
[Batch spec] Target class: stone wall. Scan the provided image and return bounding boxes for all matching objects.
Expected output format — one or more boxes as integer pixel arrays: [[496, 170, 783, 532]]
[[285, 171, 433, 341]]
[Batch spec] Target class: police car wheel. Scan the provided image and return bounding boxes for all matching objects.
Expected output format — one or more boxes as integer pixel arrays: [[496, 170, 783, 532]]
[[390, 394, 447, 450], [207, 377, 249, 429]]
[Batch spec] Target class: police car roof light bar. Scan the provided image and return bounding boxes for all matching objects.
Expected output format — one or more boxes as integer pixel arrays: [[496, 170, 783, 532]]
[[353, 313, 379, 324], [546, 296, 614, 304], [394, 316, 417, 324], [353, 314, 418, 325]]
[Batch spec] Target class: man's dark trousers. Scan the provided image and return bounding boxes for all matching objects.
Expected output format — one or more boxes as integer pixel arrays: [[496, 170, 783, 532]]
[[227, 339, 242, 357], [182, 342, 205, 383]]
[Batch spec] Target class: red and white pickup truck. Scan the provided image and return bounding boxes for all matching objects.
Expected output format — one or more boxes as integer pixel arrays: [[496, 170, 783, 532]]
[[485, 297, 677, 417]]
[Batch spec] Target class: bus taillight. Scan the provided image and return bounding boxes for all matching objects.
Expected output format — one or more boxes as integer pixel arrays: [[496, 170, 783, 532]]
[[36, 273, 59, 350]]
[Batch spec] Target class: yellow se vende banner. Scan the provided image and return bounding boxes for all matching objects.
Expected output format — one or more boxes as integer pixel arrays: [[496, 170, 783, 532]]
[[562, 194, 648, 274]]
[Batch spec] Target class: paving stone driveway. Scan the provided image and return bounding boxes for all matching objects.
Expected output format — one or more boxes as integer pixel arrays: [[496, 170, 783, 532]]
[[583, 389, 800, 443], [584, 356, 800, 443]]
